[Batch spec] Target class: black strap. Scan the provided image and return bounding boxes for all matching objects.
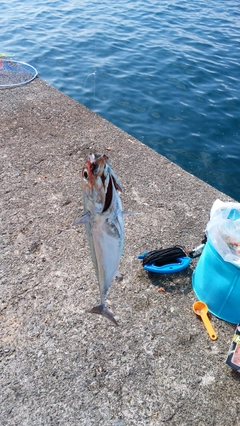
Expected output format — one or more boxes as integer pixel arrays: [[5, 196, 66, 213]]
[[142, 245, 187, 267]]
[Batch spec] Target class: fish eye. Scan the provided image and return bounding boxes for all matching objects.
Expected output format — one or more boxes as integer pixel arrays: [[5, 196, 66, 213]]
[[83, 170, 88, 180]]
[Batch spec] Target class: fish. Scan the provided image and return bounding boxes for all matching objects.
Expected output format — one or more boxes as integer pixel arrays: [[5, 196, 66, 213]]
[[74, 153, 124, 326]]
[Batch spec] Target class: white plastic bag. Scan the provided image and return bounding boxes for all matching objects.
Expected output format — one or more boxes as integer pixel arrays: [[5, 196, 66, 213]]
[[206, 199, 240, 266]]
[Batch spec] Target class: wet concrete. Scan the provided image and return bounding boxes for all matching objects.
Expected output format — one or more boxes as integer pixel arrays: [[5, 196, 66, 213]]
[[1, 78, 239, 426]]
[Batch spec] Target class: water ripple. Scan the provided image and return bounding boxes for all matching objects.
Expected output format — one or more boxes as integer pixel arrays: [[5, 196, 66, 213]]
[[1, 0, 240, 200]]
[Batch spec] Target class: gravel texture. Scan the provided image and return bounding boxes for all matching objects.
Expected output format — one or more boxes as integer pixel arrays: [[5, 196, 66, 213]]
[[1, 78, 239, 426]]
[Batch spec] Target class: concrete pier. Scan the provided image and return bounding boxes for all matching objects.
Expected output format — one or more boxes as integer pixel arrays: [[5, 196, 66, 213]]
[[1, 78, 239, 425]]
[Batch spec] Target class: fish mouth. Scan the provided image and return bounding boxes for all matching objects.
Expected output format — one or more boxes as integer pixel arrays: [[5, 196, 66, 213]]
[[102, 175, 113, 213], [102, 167, 122, 213]]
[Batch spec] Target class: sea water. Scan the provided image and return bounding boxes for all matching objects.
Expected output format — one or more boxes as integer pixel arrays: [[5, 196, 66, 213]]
[[1, 0, 240, 200]]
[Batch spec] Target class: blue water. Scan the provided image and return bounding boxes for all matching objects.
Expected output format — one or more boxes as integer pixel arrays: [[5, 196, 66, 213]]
[[1, 0, 240, 201]]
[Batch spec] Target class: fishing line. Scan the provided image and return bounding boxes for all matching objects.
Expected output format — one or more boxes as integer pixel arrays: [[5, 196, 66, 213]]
[[83, 19, 99, 114], [82, 26, 99, 146], [83, 69, 97, 113]]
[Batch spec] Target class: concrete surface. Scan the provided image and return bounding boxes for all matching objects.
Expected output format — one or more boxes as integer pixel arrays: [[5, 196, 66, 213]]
[[1, 78, 240, 426]]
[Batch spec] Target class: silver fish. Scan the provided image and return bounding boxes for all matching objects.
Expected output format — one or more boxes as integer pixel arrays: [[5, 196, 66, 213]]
[[75, 153, 124, 326]]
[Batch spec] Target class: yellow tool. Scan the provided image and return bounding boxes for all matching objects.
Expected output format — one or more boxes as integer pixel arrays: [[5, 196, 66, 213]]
[[193, 301, 217, 341]]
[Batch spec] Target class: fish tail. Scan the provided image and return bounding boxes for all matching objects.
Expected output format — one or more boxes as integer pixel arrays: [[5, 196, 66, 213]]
[[89, 304, 119, 326]]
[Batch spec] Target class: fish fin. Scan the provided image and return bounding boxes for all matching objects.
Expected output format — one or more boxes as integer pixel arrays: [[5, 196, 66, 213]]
[[89, 304, 119, 326], [73, 211, 92, 225]]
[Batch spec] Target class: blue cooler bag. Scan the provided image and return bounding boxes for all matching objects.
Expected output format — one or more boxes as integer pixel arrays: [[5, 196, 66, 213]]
[[192, 200, 240, 324]]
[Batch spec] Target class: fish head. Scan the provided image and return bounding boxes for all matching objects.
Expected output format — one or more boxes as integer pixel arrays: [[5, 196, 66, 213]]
[[82, 153, 122, 215]]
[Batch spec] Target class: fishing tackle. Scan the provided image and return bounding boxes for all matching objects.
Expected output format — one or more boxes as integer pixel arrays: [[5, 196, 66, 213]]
[[138, 242, 205, 274]]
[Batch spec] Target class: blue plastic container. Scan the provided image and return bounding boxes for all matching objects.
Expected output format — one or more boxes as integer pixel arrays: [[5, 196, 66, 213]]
[[192, 239, 240, 324]]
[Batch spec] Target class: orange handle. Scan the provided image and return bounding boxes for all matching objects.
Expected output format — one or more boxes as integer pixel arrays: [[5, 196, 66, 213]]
[[201, 312, 217, 340]]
